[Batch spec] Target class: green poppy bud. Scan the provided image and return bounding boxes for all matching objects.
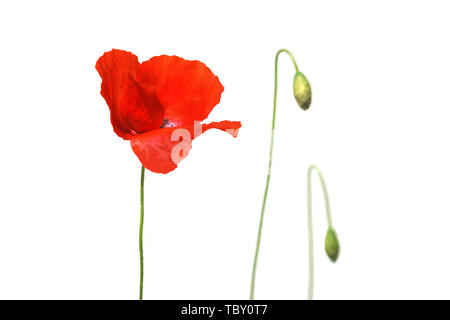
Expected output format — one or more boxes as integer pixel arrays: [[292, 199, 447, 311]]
[[325, 227, 339, 262], [293, 71, 312, 110]]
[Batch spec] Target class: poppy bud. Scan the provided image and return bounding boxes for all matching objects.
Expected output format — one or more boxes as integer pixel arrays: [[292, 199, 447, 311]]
[[293, 71, 312, 111], [325, 227, 339, 262]]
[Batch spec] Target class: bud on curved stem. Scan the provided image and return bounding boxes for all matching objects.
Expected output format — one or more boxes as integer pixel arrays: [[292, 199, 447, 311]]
[[325, 227, 340, 262], [250, 49, 310, 300], [307, 165, 339, 299], [293, 72, 312, 110]]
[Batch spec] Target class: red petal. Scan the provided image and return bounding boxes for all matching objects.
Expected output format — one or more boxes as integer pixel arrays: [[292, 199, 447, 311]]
[[96, 49, 164, 139], [137, 55, 224, 127], [117, 75, 164, 134], [130, 121, 241, 174]]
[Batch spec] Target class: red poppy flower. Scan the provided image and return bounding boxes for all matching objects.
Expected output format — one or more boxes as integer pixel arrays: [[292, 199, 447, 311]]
[[96, 49, 241, 173]]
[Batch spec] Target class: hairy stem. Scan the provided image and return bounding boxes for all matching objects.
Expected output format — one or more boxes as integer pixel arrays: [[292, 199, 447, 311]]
[[139, 165, 145, 300], [307, 165, 333, 299], [250, 49, 299, 300]]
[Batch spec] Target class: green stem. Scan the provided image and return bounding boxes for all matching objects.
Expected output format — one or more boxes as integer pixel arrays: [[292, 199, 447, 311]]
[[139, 165, 145, 300], [307, 165, 332, 300], [250, 49, 299, 300]]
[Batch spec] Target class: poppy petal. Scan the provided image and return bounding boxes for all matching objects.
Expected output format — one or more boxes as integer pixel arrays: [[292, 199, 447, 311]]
[[138, 55, 224, 127], [130, 121, 241, 174], [96, 49, 164, 139], [117, 75, 164, 134]]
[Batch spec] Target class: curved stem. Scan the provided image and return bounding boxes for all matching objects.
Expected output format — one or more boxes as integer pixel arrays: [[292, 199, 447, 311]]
[[250, 49, 299, 300], [307, 165, 332, 300], [139, 165, 145, 300]]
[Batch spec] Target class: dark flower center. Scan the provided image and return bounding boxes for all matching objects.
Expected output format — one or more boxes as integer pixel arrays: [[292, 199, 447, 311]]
[[160, 118, 174, 128]]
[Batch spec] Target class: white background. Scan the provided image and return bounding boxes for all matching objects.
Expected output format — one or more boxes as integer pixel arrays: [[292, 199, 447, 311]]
[[0, 0, 449, 300]]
